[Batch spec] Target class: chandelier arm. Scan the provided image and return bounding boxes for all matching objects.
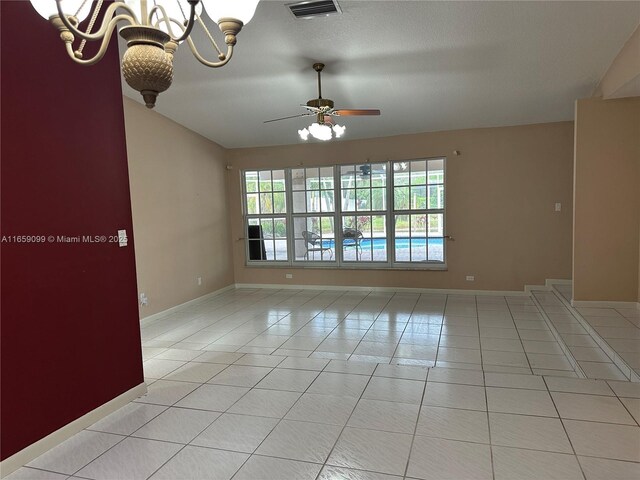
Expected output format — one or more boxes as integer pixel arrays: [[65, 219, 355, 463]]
[[148, 3, 197, 43], [55, 1, 137, 41], [76, 0, 105, 57], [185, 38, 234, 68], [61, 19, 121, 65], [148, 5, 183, 40]]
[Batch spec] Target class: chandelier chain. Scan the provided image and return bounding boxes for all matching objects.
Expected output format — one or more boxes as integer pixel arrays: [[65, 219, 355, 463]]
[[176, 0, 186, 19], [73, 0, 89, 17], [77, 0, 104, 56], [197, 15, 223, 56]]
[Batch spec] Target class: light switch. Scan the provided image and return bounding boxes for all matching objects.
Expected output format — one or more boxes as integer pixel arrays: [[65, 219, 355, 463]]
[[555, 203, 562, 212], [118, 229, 128, 247]]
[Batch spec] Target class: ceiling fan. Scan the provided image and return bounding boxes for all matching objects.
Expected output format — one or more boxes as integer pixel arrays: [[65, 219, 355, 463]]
[[264, 63, 381, 126], [341, 164, 387, 177]]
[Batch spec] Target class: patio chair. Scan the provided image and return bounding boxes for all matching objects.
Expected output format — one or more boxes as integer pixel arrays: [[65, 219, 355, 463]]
[[302, 231, 333, 260], [342, 228, 363, 260]]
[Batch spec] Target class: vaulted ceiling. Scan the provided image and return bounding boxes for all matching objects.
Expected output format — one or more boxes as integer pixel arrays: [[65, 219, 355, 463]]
[[120, 1, 640, 148]]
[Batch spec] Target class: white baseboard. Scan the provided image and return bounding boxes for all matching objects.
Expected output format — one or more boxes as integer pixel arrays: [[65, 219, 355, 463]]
[[545, 279, 573, 286], [571, 299, 640, 309], [140, 284, 236, 326], [0, 382, 147, 478], [234, 283, 529, 296]]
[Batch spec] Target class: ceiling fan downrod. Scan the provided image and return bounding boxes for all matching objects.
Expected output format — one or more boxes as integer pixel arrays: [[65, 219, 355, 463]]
[[313, 62, 324, 99]]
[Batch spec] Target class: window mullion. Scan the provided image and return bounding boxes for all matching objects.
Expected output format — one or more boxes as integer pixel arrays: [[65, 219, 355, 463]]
[[285, 168, 293, 266], [387, 160, 395, 266], [335, 165, 343, 266]]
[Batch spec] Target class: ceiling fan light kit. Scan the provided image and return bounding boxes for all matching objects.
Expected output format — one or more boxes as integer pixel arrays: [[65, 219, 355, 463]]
[[265, 62, 381, 142], [30, 0, 260, 108], [299, 122, 345, 141]]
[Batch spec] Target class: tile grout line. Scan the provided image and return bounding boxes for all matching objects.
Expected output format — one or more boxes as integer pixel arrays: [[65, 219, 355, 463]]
[[144, 289, 279, 345], [431, 292, 448, 369], [222, 290, 377, 479], [542, 375, 589, 480], [311, 362, 379, 479], [478, 295, 497, 480], [304, 289, 380, 360], [401, 360, 431, 479], [505, 295, 538, 375], [388, 291, 424, 366], [344, 291, 399, 364]]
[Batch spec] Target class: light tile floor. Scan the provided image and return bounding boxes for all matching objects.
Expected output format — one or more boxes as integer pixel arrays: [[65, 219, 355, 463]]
[[7, 288, 640, 480]]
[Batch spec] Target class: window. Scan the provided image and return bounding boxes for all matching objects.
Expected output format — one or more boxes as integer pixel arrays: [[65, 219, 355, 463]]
[[291, 167, 336, 262], [340, 163, 388, 262], [244, 169, 288, 262], [393, 159, 445, 263], [242, 158, 446, 268]]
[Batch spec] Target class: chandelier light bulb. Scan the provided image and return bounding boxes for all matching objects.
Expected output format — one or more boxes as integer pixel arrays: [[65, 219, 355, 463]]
[[299, 122, 346, 141], [298, 128, 310, 141], [308, 122, 332, 141], [30, 0, 91, 21], [201, 0, 260, 24]]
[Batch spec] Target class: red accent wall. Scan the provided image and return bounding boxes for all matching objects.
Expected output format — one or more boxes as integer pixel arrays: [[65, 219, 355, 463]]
[[1, 2, 143, 460]]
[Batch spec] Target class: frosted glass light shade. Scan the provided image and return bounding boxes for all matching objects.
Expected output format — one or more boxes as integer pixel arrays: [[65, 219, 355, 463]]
[[30, 0, 91, 21], [308, 122, 332, 141], [298, 128, 310, 141], [201, 0, 260, 24], [332, 124, 346, 138]]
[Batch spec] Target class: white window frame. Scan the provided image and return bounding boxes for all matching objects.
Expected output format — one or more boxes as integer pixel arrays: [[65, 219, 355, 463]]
[[243, 169, 289, 265], [241, 158, 447, 269], [391, 158, 447, 267]]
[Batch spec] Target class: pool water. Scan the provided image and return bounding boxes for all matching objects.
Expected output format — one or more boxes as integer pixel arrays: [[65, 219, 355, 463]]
[[323, 237, 444, 250]]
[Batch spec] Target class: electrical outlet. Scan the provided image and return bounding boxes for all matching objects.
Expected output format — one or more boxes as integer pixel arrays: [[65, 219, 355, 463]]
[[140, 293, 148, 306], [197, 277, 202, 286], [466, 275, 475, 281], [285, 273, 293, 279]]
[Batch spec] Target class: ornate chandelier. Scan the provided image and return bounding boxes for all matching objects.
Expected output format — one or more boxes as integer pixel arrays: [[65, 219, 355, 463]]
[[30, 0, 260, 108]]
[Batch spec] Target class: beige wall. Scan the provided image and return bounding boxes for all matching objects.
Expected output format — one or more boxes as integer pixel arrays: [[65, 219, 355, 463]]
[[573, 97, 640, 302], [227, 122, 574, 292], [123, 97, 234, 316]]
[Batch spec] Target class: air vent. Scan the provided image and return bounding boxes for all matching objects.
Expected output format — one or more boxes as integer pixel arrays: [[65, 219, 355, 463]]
[[287, 0, 342, 19]]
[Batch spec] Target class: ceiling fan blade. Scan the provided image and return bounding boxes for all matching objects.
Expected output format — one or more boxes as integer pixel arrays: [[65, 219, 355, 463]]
[[333, 109, 381, 116], [264, 113, 314, 123]]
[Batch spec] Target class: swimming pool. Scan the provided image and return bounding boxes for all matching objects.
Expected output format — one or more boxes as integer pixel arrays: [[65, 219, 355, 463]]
[[323, 237, 444, 250]]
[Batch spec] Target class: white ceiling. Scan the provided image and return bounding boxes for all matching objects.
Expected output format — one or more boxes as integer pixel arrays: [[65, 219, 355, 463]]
[[120, 1, 640, 148]]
